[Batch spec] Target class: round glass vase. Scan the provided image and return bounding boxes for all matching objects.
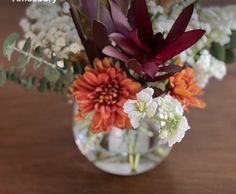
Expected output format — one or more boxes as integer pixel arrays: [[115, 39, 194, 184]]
[[73, 114, 172, 176]]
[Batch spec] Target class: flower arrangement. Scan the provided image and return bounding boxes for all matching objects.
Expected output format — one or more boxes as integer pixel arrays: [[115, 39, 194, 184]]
[[0, 0, 235, 174]]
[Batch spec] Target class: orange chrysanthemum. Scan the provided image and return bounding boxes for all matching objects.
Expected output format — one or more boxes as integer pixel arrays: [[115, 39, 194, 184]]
[[71, 58, 141, 133], [169, 67, 206, 111]]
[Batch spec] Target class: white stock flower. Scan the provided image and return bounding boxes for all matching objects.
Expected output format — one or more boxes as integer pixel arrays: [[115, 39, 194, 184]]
[[124, 88, 158, 129], [159, 116, 190, 147], [155, 95, 190, 147], [193, 50, 227, 88], [209, 57, 227, 80], [193, 50, 211, 88]]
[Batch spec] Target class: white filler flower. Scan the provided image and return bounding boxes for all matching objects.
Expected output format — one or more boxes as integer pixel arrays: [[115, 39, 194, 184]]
[[124, 88, 158, 129], [155, 95, 190, 147], [19, 1, 84, 59]]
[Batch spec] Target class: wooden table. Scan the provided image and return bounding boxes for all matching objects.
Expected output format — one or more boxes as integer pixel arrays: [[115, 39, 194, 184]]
[[0, 1, 236, 194]]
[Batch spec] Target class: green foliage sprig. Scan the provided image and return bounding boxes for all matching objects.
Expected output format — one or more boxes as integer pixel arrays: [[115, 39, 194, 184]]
[[210, 30, 236, 64], [0, 32, 76, 94]]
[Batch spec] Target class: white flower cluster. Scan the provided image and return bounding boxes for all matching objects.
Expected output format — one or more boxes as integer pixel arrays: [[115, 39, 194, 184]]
[[193, 50, 227, 88], [200, 5, 236, 46], [124, 88, 190, 147], [19, 0, 83, 60], [148, 0, 235, 88]]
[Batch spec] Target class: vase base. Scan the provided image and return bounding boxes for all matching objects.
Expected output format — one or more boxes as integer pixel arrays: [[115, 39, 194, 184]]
[[73, 120, 172, 176], [93, 152, 170, 176]]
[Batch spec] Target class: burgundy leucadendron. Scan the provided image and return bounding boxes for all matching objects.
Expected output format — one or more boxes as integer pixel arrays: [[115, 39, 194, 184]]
[[67, 0, 205, 83]]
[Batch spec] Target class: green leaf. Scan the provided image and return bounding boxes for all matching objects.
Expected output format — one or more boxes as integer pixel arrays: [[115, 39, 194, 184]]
[[62, 67, 74, 87], [22, 38, 31, 53], [211, 42, 226, 61], [0, 68, 7, 87], [33, 46, 43, 69], [19, 68, 26, 77], [74, 62, 85, 74], [229, 30, 236, 49], [15, 38, 32, 69], [9, 73, 18, 82], [15, 55, 28, 69], [54, 81, 63, 93], [47, 82, 53, 92], [25, 76, 35, 90], [44, 66, 60, 82], [225, 49, 236, 64], [7, 66, 15, 78], [37, 77, 48, 92], [3, 32, 19, 61], [22, 75, 36, 90]]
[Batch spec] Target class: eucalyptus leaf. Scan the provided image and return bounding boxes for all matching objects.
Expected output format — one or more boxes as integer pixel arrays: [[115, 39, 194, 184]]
[[44, 66, 60, 82], [0, 69, 7, 87], [15, 55, 29, 69], [25, 76, 35, 90], [20, 68, 26, 77], [62, 67, 74, 86], [3, 32, 19, 61], [47, 82, 53, 92], [9, 73, 17, 82], [22, 38, 31, 53], [7, 66, 15, 78], [37, 77, 48, 92], [74, 62, 85, 74], [15, 38, 32, 69], [33, 46, 43, 69], [54, 81, 63, 93]]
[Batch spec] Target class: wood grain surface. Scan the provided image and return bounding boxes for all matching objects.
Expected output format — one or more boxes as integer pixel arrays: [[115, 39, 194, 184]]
[[0, 1, 236, 194]]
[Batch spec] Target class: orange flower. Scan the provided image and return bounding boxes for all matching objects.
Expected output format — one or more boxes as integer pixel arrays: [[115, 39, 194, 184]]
[[70, 58, 141, 133], [169, 67, 206, 111]]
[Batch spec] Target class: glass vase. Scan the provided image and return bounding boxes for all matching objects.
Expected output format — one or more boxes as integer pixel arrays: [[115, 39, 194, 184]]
[[73, 114, 172, 176]]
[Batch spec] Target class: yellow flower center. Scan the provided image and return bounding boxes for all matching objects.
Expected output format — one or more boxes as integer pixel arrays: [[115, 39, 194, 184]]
[[135, 101, 147, 112], [95, 82, 119, 105]]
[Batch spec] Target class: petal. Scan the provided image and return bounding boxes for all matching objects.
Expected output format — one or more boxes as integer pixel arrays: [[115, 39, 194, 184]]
[[131, 0, 153, 44], [80, 0, 98, 25], [126, 59, 143, 74], [83, 71, 99, 86], [103, 46, 129, 62], [137, 88, 154, 102], [166, 4, 194, 42], [187, 97, 206, 109], [90, 111, 103, 133], [129, 111, 142, 128], [77, 77, 96, 90], [114, 111, 126, 128], [110, 33, 142, 58], [142, 60, 160, 78], [93, 21, 110, 50], [168, 116, 190, 146], [100, 3, 116, 33], [98, 73, 109, 84], [109, 0, 132, 37], [146, 101, 158, 118], [124, 100, 137, 113], [141, 87, 154, 97], [151, 32, 165, 50], [115, 0, 130, 14], [156, 30, 205, 62], [130, 30, 152, 53], [159, 65, 182, 74]]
